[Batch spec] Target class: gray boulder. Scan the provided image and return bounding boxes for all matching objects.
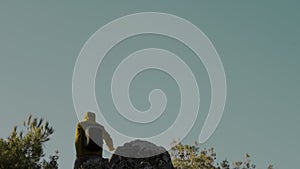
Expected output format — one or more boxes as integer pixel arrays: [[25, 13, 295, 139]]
[[110, 140, 174, 169]]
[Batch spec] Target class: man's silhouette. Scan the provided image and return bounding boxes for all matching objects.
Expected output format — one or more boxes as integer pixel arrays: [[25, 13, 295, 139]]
[[74, 112, 114, 169]]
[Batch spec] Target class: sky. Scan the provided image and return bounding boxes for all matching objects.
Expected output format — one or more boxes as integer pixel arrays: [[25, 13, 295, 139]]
[[0, 1, 299, 168]]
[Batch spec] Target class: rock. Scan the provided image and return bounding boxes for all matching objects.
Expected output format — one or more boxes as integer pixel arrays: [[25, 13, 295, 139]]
[[80, 158, 110, 169], [110, 140, 175, 169]]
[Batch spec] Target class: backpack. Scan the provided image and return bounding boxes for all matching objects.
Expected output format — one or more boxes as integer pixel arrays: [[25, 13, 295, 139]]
[[84, 126, 103, 151]]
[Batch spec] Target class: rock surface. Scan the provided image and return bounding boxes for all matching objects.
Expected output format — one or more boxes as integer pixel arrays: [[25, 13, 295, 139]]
[[110, 140, 175, 169], [80, 140, 175, 169]]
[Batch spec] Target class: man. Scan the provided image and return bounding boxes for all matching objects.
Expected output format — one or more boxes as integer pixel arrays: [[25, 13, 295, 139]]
[[74, 112, 115, 169]]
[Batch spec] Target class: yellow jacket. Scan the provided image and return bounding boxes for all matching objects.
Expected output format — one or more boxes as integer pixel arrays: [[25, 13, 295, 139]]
[[75, 112, 114, 157]]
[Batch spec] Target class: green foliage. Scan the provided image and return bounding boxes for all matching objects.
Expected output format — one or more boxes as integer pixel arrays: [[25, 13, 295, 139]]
[[170, 141, 273, 169], [170, 141, 218, 169], [0, 115, 59, 169]]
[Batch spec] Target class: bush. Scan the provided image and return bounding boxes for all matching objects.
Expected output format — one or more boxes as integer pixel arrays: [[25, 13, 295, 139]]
[[170, 141, 273, 169]]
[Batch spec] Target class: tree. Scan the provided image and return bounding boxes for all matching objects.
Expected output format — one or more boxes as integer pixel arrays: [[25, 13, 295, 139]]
[[0, 115, 59, 169]]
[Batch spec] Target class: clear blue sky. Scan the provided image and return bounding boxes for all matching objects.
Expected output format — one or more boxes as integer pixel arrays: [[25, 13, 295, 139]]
[[0, 1, 299, 168]]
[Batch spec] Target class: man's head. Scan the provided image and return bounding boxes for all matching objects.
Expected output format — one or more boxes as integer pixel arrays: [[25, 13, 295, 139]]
[[83, 112, 96, 122]]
